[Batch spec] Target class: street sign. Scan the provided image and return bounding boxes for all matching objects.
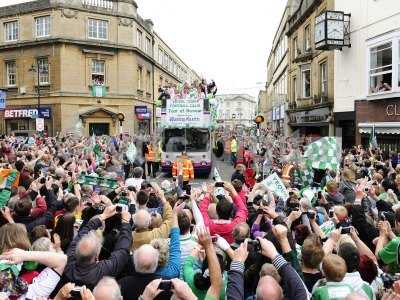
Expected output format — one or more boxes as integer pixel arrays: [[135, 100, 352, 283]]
[[135, 106, 148, 114], [0, 90, 6, 110], [36, 118, 44, 132]]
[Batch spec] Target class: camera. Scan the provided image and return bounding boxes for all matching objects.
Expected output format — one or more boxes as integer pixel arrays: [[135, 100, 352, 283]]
[[116, 205, 122, 213], [39, 177, 46, 184], [211, 235, 218, 243], [307, 210, 316, 219], [215, 182, 224, 188], [341, 226, 351, 234], [329, 209, 334, 218], [158, 280, 172, 291], [247, 239, 261, 252], [70, 287, 83, 300], [381, 273, 400, 289]]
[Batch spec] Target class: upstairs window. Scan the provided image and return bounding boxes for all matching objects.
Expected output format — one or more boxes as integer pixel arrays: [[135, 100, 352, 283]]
[[136, 29, 142, 49], [88, 19, 108, 40], [6, 61, 16, 86], [4, 21, 19, 42], [91, 60, 105, 85], [37, 57, 49, 84], [35, 16, 50, 37], [369, 42, 392, 94]]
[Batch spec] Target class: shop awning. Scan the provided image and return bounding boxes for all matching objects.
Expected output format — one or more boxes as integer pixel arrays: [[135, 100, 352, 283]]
[[358, 122, 400, 134]]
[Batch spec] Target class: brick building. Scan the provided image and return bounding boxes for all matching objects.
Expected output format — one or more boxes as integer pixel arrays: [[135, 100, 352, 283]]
[[0, 0, 200, 136]]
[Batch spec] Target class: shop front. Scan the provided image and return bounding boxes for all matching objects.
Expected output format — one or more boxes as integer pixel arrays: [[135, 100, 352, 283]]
[[288, 106, 332, 137], [135, 106, 151, 134], [356, 100, 400, 152], [3, 107, 52, 136]]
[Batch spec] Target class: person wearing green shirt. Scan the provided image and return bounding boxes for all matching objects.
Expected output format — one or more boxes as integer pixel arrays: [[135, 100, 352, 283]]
[[376, 217, 400, 274], [312, 254, 354, 300], [183, 226, 224, 300]]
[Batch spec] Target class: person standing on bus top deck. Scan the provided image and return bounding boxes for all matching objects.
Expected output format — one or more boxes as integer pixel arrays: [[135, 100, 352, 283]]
[[145, 142, 155, 178], [230, 136, 238, 167], [172, 152, 194, 195]]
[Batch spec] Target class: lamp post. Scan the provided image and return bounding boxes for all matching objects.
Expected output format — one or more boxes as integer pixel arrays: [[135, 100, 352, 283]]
[[29, 62, 48, 133], [28, 62, 43, 111]]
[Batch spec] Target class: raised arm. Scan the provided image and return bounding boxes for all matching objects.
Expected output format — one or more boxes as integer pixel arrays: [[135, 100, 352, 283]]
[[227, 242, 248, 300], [259, 238, 309, 300], [0, 248, 67, 274], [190, 191, 204, 226], [98, 210, 133, 276], [197, 226, 222, 300], [199, 193, 212, 227]]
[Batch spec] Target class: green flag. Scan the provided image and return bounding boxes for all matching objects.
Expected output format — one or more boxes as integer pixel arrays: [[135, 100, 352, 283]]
[[92, 85, 106, 97], [303, 137, 339, 170]]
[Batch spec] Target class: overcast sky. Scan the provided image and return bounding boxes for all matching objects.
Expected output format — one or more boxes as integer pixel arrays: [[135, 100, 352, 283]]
[[1, 0, 287, 97]]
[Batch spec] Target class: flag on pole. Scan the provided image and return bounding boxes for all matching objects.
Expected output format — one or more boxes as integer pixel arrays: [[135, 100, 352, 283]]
[[303, 137, 340, 170], [369, 124, 378, 149]]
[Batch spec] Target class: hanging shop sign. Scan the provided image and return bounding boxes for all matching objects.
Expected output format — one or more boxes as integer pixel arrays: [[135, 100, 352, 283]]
[[289, 107, 330, 124], [4, 107, 51, 119]]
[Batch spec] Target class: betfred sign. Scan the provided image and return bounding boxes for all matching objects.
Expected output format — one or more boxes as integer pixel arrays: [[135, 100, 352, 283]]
[[135, 106, 148, 114], [4, 107, 51, 119]]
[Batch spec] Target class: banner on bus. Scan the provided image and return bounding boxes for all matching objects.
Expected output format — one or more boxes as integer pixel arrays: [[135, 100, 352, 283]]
[[161, 98, 210, 128]]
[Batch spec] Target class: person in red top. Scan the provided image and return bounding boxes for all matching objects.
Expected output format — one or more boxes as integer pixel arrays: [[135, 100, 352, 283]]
[[199, 182, 248, 244]]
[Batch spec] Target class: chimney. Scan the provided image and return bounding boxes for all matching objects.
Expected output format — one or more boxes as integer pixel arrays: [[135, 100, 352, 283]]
[[117, 0, 138, 17], [144, 19, 154, 32]]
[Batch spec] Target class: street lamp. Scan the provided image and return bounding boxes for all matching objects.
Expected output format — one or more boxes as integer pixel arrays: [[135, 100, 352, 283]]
[[28, 62, 48, 111], [117, 113, 125, 135]]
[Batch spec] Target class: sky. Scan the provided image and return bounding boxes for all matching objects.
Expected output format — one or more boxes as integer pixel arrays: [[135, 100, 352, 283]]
[[0, 0, 288, 97]]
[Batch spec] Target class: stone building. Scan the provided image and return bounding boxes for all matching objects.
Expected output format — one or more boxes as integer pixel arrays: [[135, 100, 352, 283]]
[[266, 3, 291, 136], [286, 0, 335, 137], [334, 0, 400, 151], [216, 94, 257, 128], [0, 0, 200, 136]]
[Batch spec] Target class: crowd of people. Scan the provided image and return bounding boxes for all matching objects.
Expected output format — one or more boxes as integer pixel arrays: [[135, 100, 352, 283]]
[[0, 133, 400, 299]]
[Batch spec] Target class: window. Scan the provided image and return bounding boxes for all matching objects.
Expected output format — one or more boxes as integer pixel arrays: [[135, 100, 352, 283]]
[[4, 21, 19, 42], [302, 68, 311, 98], [145, 37, 151, 54], [146, 71, 151, 92], [137, 66, 143, 90], [292, 77, 297, 102], [159, 76, 163, 88], [37, 57, 49, 85], [320, 62, 327, 96], [293, 37, 298, 59], [136, 29, 142, 49], [91, 60, 105, 85], [88, 19, 108, 40], [369, 42, 392, 94], [5, 61, 16, 86], [158, 48, 163, 63], [35, 16, 50, 37], [304, 24, 311, 51]]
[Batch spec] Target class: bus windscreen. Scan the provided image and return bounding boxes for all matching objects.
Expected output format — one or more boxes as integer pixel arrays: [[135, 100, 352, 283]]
[[163, 128, 210, 153]]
